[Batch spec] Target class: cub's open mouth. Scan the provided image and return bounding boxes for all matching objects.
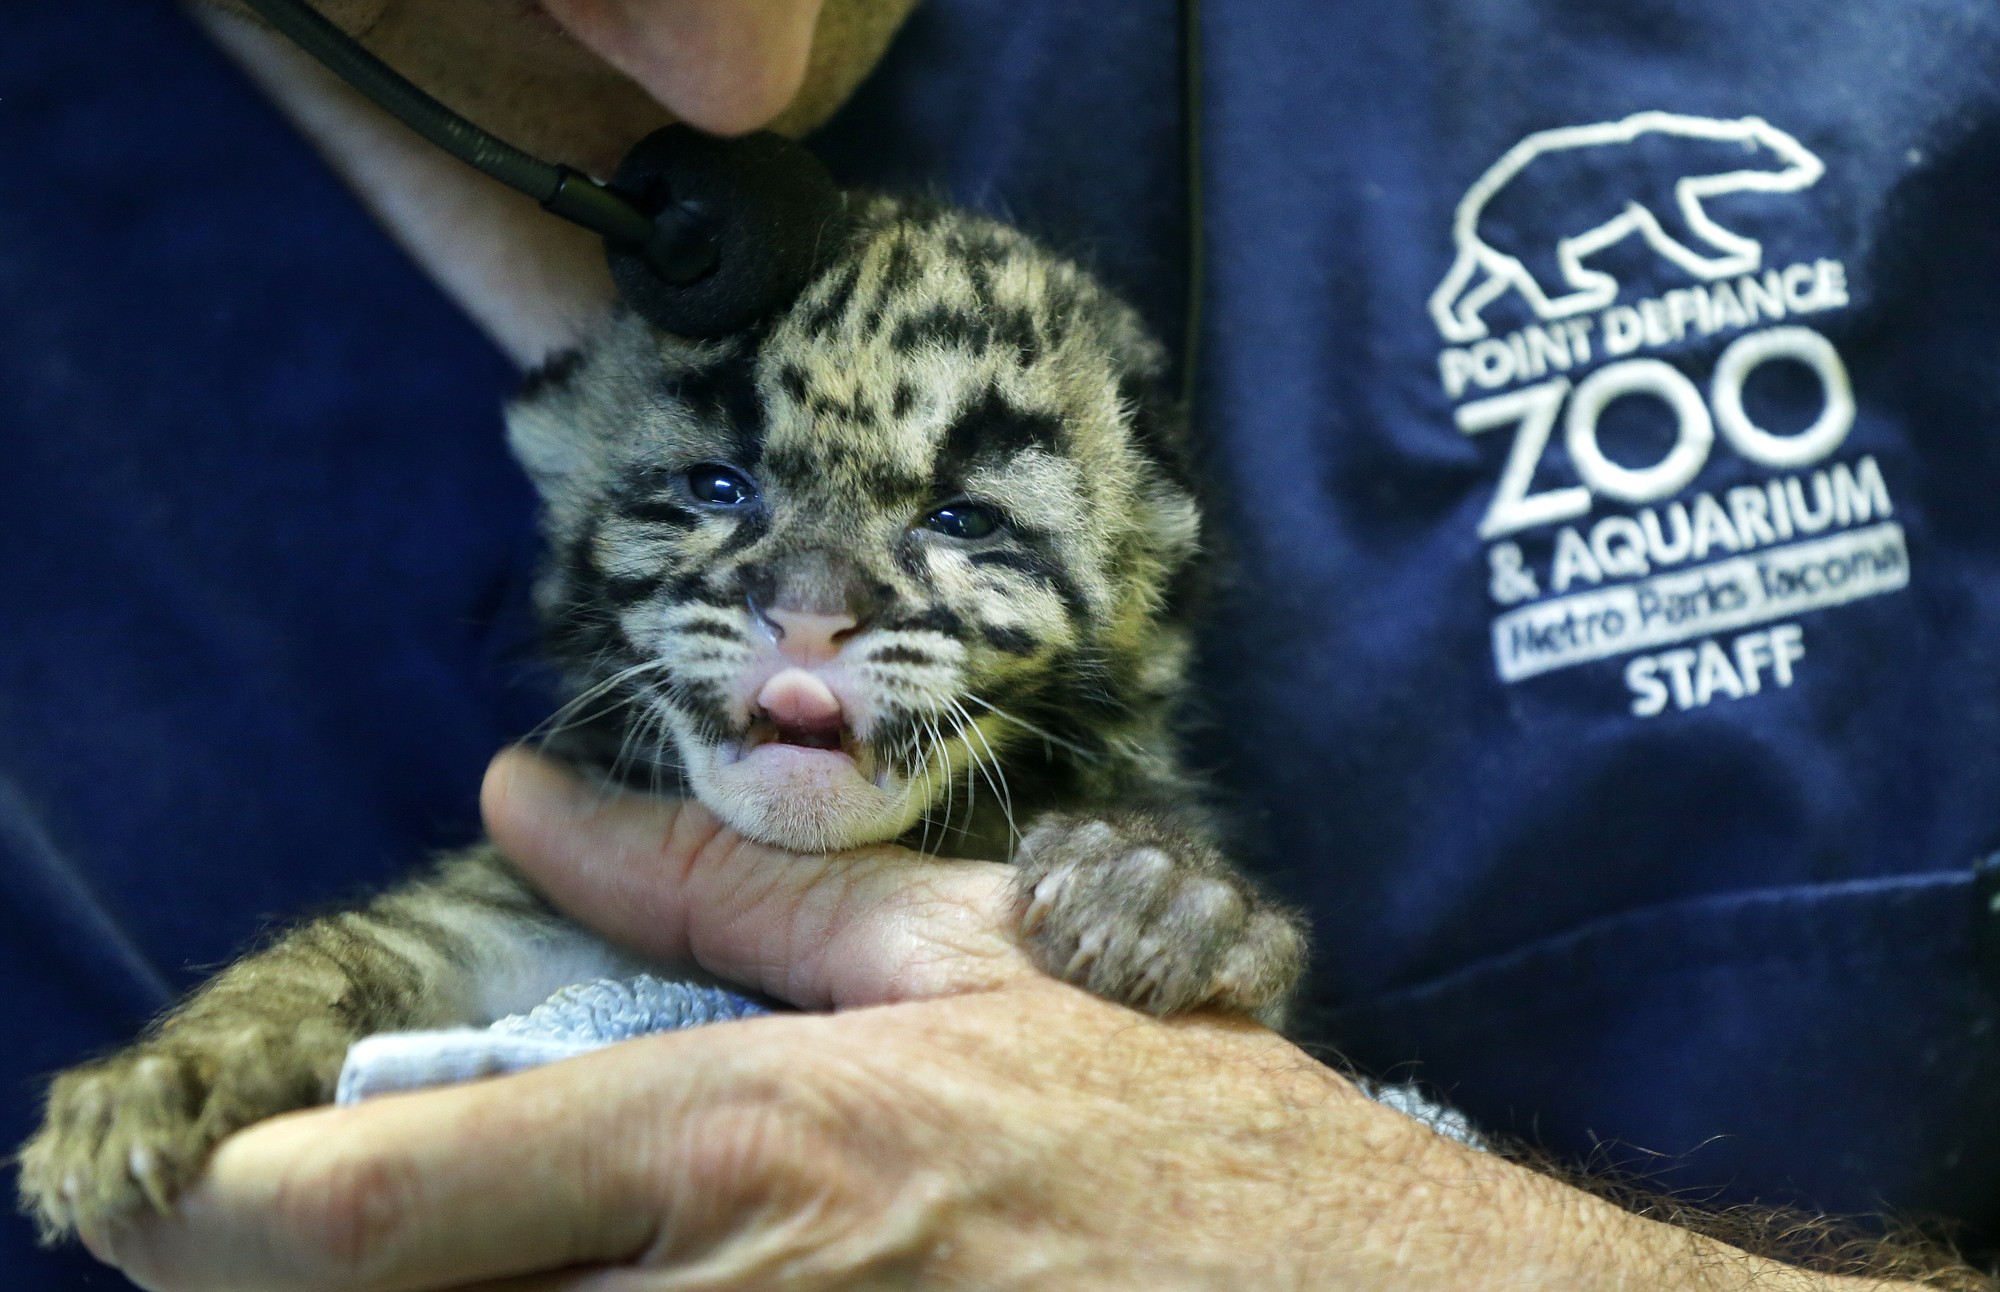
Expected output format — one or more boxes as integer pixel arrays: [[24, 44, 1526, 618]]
[[718, 666, 890, 787], [725, 716, 887, 788], [762, 714, 842, 751]]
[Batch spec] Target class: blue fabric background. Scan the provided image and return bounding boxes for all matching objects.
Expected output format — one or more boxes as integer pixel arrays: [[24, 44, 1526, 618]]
[[1, 6, 540, 1283], [6, 1, 2000, 1286]]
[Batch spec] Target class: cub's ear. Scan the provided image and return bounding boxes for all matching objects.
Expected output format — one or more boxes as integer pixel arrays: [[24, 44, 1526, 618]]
[[1115, 369, 1203, 579], [1118, 370, 1196, 497], [505, 348, 608, 499]]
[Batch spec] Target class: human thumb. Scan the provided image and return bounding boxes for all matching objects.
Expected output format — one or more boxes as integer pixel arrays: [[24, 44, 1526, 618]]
[[480, 746, 1031, 1009]]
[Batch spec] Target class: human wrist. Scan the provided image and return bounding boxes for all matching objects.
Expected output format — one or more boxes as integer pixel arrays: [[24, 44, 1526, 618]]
[[1109, 1026, 1917, 1292], [1301, 1102, 1925, 1292]]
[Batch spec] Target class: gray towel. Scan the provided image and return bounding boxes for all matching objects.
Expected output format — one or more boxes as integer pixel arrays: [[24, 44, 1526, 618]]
[[335, 975, 768, 1105], [335, 975, 1483, 1150]]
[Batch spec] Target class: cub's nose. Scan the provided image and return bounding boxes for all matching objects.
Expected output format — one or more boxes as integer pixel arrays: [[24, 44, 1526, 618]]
[[759, 606, 861, 666]]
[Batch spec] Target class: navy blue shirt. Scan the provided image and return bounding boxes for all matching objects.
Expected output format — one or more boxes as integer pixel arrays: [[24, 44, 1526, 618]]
[[7, 2, 2000, 1285]]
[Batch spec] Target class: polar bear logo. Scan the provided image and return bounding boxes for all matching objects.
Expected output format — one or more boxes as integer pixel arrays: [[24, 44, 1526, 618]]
[[1428, 112, 1825, 343]]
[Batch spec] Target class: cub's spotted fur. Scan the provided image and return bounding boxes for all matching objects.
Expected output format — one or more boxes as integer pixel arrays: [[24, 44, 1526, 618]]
[[18, 195, 1307, 1241]]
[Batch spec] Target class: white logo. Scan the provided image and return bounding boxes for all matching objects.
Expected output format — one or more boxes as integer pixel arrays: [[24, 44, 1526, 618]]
[[1427, 112, 1906, 717], [1429, 111, 1825, 343]]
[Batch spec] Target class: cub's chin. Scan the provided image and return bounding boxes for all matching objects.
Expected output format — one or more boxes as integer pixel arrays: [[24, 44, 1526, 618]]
[[681, 736, 922, 853]]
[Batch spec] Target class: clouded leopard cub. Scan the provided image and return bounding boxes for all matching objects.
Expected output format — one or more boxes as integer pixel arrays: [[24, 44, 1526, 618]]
[[19, 194, 1306, 1239]]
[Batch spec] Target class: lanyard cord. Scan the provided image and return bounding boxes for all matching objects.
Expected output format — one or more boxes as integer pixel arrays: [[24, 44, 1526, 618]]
[[242, 0, 1193, 348], [238, 0, 661, 254]]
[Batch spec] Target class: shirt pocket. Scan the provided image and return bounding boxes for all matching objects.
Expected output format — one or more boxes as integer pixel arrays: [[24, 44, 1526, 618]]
[[1328, 870, 2000, 1237]]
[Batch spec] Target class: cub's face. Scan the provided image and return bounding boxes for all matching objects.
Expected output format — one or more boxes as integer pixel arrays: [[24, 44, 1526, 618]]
[[508, 199, 1196, 853]]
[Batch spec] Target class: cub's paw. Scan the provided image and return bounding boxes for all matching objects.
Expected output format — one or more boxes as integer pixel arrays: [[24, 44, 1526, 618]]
[[1010, 814, 1306, 1023], [16, 1024, 343, 1242]]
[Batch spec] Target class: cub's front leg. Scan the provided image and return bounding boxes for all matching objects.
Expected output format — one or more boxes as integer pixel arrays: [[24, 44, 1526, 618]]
[[1010, 807, 1308, 1027], [16, 846, 618, 1242]]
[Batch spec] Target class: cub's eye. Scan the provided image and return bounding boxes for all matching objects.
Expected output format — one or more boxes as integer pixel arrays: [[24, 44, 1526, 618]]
[[921, 502, 1001, 540], [686, 464, 758, 506]]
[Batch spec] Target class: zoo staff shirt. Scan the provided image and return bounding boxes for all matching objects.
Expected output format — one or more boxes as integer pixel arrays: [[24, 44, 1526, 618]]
[[825, 0, 2000, 1235], [1201, 0, 2000, 1230]]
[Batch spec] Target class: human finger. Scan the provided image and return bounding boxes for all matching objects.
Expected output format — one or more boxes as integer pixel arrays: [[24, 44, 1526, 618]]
[[539, 0, 825, 135], [92, 1027, 763, 1292], [481, 746, 1033, 1009]]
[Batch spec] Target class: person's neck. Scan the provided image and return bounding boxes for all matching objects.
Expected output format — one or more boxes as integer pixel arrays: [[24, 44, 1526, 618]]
[[196, 5, 627, 368]]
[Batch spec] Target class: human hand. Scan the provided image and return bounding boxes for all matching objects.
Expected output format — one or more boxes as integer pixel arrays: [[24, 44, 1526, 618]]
[[84, 750, 1911, 1290]]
